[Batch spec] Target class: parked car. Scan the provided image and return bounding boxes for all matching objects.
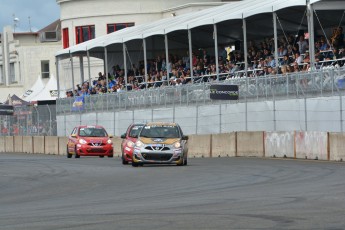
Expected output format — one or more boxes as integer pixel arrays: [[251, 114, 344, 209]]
[[67, 125, 113, 158], [120, 123, 144, 164], [132, 122, 188, 167]]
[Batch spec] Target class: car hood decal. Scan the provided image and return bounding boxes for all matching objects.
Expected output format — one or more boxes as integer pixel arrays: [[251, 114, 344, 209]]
[[140, 137, 180, 145]]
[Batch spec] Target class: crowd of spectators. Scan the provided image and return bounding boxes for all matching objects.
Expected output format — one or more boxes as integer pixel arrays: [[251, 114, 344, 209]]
[[66, 27, 345, 98]]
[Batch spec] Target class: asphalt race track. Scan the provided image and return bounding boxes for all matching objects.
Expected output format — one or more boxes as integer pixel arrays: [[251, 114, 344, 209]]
[[0, 153, 344, 230]]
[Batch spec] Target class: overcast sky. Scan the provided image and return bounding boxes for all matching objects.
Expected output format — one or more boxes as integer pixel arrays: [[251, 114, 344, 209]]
[[0, 0, 60, 32]]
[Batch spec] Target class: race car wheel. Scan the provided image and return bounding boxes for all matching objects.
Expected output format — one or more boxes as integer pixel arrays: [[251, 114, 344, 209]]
[[108, 155, 114, 158], [121, 153, 128, 164], [74, 147, 80, 158], [183, 158, 188, 166], [99, 155, 104, 158], [131, 161, 139, 167], [176, 158, 184, 166], [67, 146, 72, 158]]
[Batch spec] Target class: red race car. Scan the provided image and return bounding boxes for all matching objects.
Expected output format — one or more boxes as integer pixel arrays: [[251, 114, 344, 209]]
[[120, 123, 144, 164], [67, 125, 114, 158]]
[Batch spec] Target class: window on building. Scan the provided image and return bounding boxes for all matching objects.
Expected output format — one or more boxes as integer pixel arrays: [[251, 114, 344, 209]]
[[63, 28, 69, 49], [76, 25, 95, 44], [107, 23, 134, 34], [41, 60, 50, 78], [9, 63, 15, 83]]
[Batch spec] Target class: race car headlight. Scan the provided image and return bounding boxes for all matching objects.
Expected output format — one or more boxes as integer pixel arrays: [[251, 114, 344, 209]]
[[135, 141, 143, 147], [173, 142, 181, 148], [107, 139, 112, 144], [127, 141, 134, 147], [79, 139, 87, 144]]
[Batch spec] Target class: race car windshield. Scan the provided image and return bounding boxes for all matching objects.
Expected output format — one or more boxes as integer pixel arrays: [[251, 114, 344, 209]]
[[129, 125, 143, 138], [79, 128, 107, 137], [140, 126, 180, 138]]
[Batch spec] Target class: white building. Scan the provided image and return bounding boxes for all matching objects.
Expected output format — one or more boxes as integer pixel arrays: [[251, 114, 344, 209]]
[[58, 0, 235, 48], [0, 21, 61, 102]]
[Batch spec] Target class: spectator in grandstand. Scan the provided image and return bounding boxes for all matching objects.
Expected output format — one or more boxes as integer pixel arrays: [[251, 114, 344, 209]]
[[280, 54, 292, 66], [297, 35, 308, 54], [267, 56, 276, 68], [294, 51, 303, 65], [319, 37, 329, 51], [278, 45, 288, 57], [280, 65, 288, 75]]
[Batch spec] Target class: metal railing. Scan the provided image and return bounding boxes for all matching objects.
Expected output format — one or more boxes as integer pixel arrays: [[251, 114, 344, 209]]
[[57, 66, 345, 115]]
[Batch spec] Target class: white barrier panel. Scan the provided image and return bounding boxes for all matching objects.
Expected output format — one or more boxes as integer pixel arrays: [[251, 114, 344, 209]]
[[295, 131, 328, 160], [45, 136, 59, 155], [23, 136, 33, 153], [14, 136, 23, 153], [265, 132, 294, 158], [0, 137, 5, 152], [33, 136, 45, 154], [188, 134, 211, 158], [329, 133, 345, 161], [211, 133, 236, 157], [58, 137, 68, 155], [5, 136, 14, 152], [237, 131, 264, 157], [112, 137, 122, 157]]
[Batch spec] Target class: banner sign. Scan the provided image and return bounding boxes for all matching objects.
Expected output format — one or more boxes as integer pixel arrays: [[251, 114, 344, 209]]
[[210, 84, 239, 100], [72, 96, 85, 111], [50, 90, 58, 97], [0, 105, 14, 115]]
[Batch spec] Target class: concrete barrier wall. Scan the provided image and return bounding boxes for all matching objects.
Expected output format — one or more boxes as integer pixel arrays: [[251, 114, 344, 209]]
[[211, 133, 236, 157], [14, 136, 23, 153], [295, 131, 328, 160], [112, 136, 123, 157], [22, 136, 33, 153], [5, 136, 14, 153], [237, 131, 264, 157], [188, 134, 211, 158], [265, 132, 295, 158], [33, 136, 45, 154], [1, 132, 344, 163], [0, 137, 5, 152], [58, 137, 68, 156], [45, 136, 59, 155], [329, 133, 345, 161]]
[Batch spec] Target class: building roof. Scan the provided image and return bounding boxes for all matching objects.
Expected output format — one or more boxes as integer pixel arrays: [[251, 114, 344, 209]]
[[38, 19, 61, 33], [56, 0, 343, 59]]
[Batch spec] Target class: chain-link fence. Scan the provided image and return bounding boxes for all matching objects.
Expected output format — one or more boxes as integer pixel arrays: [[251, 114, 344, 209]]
[[0, 104, 57, 136]]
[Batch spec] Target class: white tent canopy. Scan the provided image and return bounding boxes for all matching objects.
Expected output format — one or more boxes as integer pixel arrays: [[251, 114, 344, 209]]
[[22, 75, 45, 102], [29, 75, 66, 101]]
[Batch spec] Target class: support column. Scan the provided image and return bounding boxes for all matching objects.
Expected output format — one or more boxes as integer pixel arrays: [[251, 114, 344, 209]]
[[56, 57, 60, 98], [69, 51, 75, 91], [143, 38, 148, 89], [165, 34, 169, 79], [273, 12, 279, 71], [307, 2, 315, 70], [104, 47, 109, 92], [214, 24, 219, 81], [188, 29, 194, 83], [123, 43, 128, 91], [87, 49, 91, 87], [79, 56, 84, 84], [242, 19, 248, 76]]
